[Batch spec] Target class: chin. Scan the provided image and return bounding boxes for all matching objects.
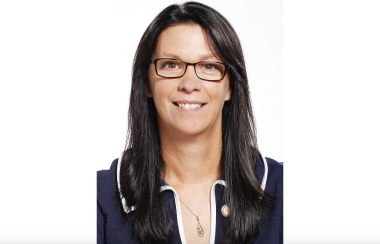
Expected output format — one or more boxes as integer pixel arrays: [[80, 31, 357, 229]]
[[177, 127, 204, 136], [173, 124, 206, 136]]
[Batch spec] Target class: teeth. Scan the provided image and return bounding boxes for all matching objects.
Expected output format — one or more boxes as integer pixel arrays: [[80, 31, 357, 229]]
[[177, 103, 203, 109]]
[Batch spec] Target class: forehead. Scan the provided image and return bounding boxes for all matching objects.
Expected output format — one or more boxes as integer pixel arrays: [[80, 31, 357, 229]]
[[154, 24, 219, 62]]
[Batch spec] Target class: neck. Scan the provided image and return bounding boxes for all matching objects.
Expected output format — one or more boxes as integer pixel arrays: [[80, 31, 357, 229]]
[[159, 123, 223, 188]]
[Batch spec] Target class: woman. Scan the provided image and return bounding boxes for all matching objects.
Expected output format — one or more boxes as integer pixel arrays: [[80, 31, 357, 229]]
[[97, 2, 283, 244]]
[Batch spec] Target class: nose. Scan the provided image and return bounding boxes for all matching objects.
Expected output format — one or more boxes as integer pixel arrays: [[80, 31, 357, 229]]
[[178, 65, 202, 93]]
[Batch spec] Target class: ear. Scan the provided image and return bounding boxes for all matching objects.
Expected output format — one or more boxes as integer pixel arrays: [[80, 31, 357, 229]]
[[225, 88, 232, 101], [145, 83, 153, 97]]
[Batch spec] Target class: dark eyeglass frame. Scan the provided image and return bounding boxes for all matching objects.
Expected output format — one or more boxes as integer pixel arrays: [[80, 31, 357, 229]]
[[150, 58, 227, 81]]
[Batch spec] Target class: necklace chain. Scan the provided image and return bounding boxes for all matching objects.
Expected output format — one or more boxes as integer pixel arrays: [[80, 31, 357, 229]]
[[179, 196, 211, 218], [179, 196, 211, 237]]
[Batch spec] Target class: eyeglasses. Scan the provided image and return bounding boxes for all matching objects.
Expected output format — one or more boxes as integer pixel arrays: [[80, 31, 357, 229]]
[[150, 58, 227, 81]]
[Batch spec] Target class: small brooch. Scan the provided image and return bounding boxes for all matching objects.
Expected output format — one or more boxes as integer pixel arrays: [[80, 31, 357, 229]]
[[221, 205, 230, 217]]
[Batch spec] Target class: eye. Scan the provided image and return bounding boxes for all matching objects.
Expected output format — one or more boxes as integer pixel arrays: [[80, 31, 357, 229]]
[[200, 63, 220, 70], [162, 61, 180, 69]]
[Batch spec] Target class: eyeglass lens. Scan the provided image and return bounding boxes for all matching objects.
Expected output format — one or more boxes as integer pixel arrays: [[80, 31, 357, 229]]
[[156, 59, 225, 80]]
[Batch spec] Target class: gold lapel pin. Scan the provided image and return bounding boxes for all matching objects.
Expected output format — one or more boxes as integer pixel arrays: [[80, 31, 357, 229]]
[[221, 205, 230, 217]]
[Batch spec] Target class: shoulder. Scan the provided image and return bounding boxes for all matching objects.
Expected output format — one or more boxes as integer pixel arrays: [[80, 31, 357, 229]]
[[265, 157, 283, 180], [97, 158, 118, 193], [97, 158, 120, 213], [253, 157, 283, 244], [97, 158, 136, 242], [264, 157, 283, 197]]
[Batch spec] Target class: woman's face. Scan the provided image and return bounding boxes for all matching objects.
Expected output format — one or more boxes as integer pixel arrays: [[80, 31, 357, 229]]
[[147, 24, 231, 137]]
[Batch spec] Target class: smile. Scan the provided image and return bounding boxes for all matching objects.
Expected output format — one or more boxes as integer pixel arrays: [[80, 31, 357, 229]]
[[173, 102, 206, 110]]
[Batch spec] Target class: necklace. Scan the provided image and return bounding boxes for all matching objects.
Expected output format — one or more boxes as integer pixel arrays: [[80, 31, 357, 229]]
[[179, 196, 211, 237]]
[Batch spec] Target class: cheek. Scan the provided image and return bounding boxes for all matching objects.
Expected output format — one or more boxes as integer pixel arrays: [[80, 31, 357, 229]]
[[204, 81, 230, 104], [147, 67, 156, 96], [224, 83, 231, 101], [223, 75, 231, 101], [148, 77, 176, 111], [148, 67, 167, 100], [153, 83, 171, 102]]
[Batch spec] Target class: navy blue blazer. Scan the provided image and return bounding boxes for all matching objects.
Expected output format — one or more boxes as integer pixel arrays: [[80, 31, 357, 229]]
[[97, 156, 283, 244]]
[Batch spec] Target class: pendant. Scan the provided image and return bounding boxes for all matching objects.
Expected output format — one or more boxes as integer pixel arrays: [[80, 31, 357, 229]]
[[197, 223, 204, 237], [197, 216, 204, 237]]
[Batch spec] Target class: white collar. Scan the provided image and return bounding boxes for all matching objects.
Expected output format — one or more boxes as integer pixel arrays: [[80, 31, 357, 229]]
[[116, 151, 268, 244], [116, 151, 268, 214]]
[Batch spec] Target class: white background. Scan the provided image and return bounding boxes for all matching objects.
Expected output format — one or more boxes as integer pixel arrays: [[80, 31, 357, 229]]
[[0, 0, 379, 243], [285, 1, 380, 243]]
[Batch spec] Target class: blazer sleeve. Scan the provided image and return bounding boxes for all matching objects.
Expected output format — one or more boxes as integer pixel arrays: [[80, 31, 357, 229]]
[[97, 191, 106, 244]]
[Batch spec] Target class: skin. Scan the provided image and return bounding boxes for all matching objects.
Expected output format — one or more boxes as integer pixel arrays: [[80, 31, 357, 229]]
[[146, 24, 231, 244]]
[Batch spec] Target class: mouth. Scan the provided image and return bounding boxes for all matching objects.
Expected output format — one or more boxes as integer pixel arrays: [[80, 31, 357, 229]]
[[173, 102, 206, 109]]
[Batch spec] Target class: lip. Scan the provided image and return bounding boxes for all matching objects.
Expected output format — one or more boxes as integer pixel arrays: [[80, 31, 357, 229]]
[[172, 100, 206, 111], [174, 100, 206, 104]]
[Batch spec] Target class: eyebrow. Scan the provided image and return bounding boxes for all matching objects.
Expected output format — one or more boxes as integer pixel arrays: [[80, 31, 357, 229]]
[[158, 52, 220, 62]]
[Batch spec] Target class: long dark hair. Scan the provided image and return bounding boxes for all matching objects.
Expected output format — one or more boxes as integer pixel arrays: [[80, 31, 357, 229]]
[[120, 2, 272, 243]]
